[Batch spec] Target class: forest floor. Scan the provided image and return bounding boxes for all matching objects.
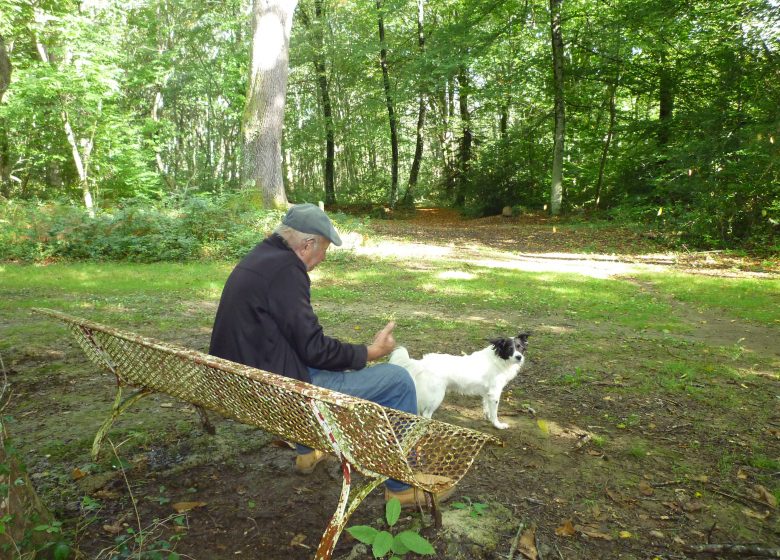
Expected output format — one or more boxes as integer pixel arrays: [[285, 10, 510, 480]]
[[3, 209, 779, 560]]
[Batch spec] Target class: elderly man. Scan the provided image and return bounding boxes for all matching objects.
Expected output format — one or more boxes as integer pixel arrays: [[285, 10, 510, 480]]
[[209, 203, 453, 507]]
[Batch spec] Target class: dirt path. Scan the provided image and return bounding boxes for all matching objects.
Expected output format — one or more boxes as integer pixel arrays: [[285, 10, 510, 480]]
[[5, 210, 779, 560]]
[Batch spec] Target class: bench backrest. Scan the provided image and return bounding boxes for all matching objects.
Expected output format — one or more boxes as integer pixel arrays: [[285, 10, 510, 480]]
[[35, 308, 501, 492]]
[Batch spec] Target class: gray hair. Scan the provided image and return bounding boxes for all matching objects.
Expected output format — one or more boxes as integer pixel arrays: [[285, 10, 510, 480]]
[[274, 224, 323, 250]]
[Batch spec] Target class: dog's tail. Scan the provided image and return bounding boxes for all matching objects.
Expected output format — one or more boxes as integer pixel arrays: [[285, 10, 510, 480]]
[[388, 346, 412, 367]]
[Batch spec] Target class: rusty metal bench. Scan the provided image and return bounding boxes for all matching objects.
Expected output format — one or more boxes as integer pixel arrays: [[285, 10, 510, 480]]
[[34, 308, 501, 559]]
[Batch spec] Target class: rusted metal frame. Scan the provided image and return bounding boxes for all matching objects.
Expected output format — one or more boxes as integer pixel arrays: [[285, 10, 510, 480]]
[[91, 386, 153, 460], [309, 399, 388, 560]]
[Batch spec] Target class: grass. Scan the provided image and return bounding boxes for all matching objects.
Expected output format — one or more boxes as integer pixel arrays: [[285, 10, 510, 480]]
[[636, 272, 780, 326]]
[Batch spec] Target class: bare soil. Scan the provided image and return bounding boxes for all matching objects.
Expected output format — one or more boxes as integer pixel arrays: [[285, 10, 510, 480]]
[[4, 210, 779, 560]]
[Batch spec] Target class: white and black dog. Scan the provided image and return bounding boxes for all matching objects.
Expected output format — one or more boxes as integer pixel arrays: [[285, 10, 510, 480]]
[[389, 333, 530, 429]]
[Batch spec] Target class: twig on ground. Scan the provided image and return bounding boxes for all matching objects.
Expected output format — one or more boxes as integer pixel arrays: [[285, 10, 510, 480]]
[[507, 521, 525, 560], [708, 483, 775, 510], [685, 543, 780, 558]]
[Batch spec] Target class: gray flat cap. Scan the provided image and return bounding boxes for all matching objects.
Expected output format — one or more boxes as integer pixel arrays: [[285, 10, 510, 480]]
[[282, 203, 343, 246]]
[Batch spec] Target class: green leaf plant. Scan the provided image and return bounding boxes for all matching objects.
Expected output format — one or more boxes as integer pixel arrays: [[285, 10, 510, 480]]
[[345, 498, 435, 559]]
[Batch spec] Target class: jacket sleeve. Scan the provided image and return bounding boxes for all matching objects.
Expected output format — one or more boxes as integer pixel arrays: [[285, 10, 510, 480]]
[[267, 262, 368, 371]]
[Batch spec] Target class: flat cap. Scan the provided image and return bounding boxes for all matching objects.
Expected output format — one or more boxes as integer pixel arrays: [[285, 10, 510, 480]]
[[282, 203, 343, 246]]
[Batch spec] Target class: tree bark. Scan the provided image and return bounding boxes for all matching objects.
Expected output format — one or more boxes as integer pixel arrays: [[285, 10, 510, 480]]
[[300, 0, 336, 206], [658, 49, 674, 147], [595, 76, 618, 209], [152, 91, 177, 190], [376, 0, 399, 207], [35, 30, 96, 216], [549, 0, 565, 216], [0, 34, 12, 197], [456, 66, 472, 206], [403, 0, 427, 206], [241, 0, 298, 209]]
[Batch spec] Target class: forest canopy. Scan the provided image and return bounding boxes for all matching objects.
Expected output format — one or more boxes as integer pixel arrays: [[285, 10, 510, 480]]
[[0, 0, 778, 251]]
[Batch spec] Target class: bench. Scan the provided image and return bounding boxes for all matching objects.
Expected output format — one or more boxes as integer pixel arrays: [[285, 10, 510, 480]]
[[34, 308, 502, 559]]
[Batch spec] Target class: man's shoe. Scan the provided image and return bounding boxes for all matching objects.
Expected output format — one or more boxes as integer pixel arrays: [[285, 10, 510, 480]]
[[385, 474, 456, 509], [295, 449, 329, 474]]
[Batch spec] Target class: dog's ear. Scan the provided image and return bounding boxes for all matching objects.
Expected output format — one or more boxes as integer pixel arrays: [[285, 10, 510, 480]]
[[489, 337, 514, 360], [517, 332, 531, 342]]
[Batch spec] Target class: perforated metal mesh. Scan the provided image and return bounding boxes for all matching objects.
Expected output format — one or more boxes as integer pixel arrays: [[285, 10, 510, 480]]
[[35, 308, 502, 492]]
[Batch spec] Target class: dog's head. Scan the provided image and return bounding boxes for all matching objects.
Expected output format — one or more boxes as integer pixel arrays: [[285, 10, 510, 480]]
[[489, 332, 530, 363]]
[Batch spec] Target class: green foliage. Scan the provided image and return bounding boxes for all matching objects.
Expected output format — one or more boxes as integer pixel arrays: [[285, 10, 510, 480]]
[[345, 497, 435, 558], [450, 496, 489, 518], [0, 192, 369, 263]]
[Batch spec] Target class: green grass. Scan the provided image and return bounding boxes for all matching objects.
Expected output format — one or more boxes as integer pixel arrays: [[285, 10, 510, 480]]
[[637, 272, 780, 326]]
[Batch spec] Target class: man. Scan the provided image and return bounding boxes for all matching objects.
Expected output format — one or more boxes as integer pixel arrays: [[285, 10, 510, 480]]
[[209, 203, 453, 507]]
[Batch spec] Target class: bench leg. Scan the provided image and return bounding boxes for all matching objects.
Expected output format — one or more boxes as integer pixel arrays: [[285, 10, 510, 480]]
[[315, 458, 387, 560], [92, 386, 153, 461]]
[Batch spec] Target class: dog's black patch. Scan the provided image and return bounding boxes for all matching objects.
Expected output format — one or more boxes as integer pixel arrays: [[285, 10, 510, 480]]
[[489, 337, 514, 360]]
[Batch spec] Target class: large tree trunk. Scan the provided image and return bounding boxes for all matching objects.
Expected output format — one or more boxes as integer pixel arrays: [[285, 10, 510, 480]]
[[549, 0, 565, 216], [241, 0, 298, 209], [0, 34, 12, 198], [376, 0, 399, 208], [403, 0, 427, 206]]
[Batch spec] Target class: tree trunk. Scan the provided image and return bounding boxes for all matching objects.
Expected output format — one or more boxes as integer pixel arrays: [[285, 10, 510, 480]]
[[376, 0, 399, 208], [658, 49, 674, 147], [403, 0, 427, 206], [549, 0, 565, 216], [456, 67, 472, 206], [300, 0, 336, 206], [595, 76, 618, 209], [152, 91, 177, 190], [241, 0, 298, 209], [0, 34, 12, 197]]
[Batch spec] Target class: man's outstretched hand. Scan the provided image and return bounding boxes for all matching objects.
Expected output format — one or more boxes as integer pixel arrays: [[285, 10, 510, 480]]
[[367, 321, 396, 361]]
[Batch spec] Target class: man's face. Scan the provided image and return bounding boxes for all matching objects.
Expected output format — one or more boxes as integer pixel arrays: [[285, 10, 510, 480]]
[[299, 237, 330, 271]]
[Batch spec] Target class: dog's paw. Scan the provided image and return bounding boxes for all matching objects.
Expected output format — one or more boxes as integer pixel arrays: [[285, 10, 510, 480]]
[[493, 421, 509, 430]]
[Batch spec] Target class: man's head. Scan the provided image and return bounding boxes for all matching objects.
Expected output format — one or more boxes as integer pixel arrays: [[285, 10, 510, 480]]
[[282, 203, 342, 247], [275, 204, 341, 271]]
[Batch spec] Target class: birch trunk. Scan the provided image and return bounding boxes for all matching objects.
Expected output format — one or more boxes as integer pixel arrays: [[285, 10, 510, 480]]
[[549, 0, 565, 216]]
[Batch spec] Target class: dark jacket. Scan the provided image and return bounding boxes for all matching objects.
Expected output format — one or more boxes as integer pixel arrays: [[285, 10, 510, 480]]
[[209, 234, 367, 383]]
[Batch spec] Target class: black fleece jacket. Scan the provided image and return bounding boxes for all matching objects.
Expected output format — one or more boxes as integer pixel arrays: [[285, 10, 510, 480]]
[[208, 234, 367, 383]]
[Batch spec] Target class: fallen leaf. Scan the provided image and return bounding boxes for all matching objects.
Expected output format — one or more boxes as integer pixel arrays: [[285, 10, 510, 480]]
[[619, 531, 632, 539], [742, 507, 770, 520], [171, 501, 207, 513], [574, 524, 613, 541], [605, 487, 625, 504], [536, 419, 549, 435], [682, 500, 704, 513], [688, 474, 709, 483], [638, 481, 654, 496], [290, 533, 307, 547], [160, 403, 173, 408], [752, 485, 777, 509], [736, 468, 748, 480], [518, 524, 538, 560], [649, 530, 665, 539], [102, 523, 123, 535], [555, 519, 576, 537], [71, 467, 87, 481]]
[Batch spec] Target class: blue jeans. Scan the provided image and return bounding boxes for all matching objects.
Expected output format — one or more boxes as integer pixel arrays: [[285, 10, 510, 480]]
[[297, 363, 416, 492]]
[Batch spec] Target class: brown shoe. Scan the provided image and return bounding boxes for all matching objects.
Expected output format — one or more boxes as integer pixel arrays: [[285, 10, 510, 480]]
[[385, 474, 456, 509], [295, 449, 329, 474]]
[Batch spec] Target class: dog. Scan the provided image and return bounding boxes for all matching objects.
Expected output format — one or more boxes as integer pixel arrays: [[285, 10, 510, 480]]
[[389, 332, 530, 429]]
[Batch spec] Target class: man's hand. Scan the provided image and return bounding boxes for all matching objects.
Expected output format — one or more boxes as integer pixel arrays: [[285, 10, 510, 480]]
[[367, 321, 396, 361]]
